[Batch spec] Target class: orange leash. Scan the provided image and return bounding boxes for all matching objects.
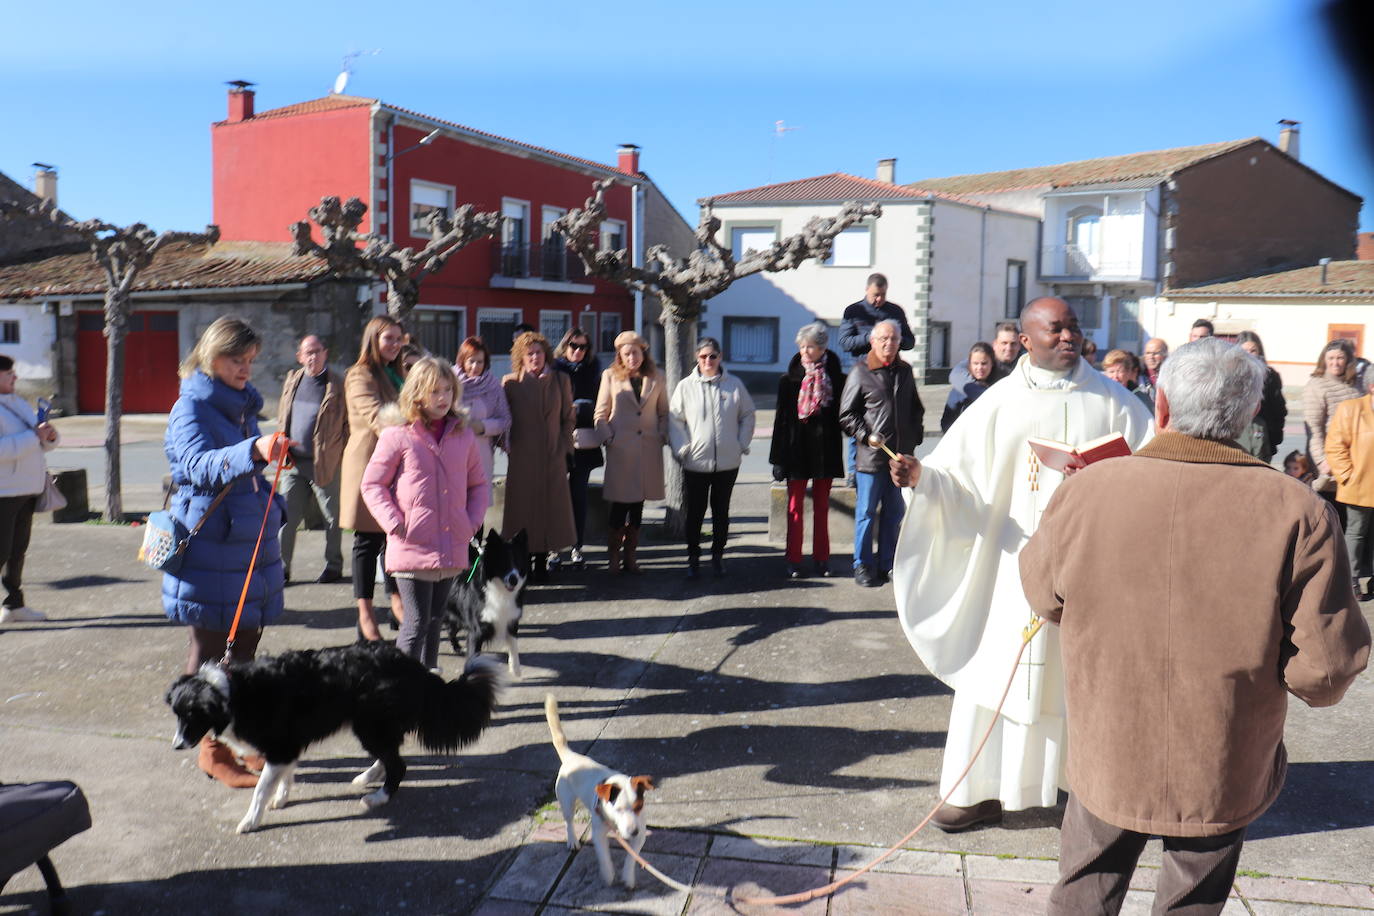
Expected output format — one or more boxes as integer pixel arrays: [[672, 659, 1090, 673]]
[[222, 431, 292, 666]]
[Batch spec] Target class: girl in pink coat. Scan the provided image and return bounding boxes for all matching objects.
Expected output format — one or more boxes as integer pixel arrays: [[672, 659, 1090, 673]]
[[362, 357, 490, 669]]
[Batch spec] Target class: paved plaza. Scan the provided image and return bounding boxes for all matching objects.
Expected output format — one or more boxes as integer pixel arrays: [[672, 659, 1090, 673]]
[[1, 408, 1371, 914]]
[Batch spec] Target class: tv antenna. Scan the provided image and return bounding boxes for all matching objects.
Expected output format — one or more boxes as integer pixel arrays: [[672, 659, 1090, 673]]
[[333, 49, 381, 95], [768, 119, 802, 182]]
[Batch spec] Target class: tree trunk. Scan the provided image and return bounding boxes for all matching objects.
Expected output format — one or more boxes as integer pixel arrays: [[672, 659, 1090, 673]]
[[658, 299, 700, 539], [103, 301, 125, 522]]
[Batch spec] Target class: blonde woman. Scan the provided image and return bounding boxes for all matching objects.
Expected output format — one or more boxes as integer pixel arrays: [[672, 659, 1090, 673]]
[[594, 331, 668, 574], [362, 358, 489, 668], [341, 315, 407, 640], [502, 331, 576, 582], [163, 316, 291, 787]]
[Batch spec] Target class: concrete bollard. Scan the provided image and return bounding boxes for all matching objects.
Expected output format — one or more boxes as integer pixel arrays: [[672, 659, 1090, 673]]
[[48, 468, 89, 523], [486, 478, 611, 540]]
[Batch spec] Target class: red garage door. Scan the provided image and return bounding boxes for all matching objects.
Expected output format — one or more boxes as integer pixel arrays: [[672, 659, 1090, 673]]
[[77, 310, 181, 413]]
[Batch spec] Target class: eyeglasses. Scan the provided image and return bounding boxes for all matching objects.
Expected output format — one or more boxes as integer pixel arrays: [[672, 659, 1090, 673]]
[[698, 353, 720, 360], [568, 343, 588, 352]]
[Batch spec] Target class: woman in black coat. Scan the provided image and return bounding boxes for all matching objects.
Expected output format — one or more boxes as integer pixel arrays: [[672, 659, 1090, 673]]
[[1237, 331, 1287, 463], [553, 327, 604, 568], [770, 321, 846, 579]]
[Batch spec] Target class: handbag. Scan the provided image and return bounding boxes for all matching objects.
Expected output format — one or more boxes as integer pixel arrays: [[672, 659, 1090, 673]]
[[139, 485, 231, 574], [36, 473, 66, 512]]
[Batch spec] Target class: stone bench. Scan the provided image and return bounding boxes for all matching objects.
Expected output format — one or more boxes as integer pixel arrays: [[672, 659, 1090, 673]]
[[767, 481, 858, 548], [48, 468, 89, 523]]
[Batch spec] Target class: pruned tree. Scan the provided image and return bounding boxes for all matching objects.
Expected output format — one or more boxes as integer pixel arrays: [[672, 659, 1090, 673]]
[[290, 196, 502, 321], [1, 199, 218, 522], [553, 179, 882, 532]]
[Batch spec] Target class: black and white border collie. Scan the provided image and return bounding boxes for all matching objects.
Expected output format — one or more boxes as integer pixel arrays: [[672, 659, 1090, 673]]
[[445, 528, 528, 678], [165, 642, 503, 833]]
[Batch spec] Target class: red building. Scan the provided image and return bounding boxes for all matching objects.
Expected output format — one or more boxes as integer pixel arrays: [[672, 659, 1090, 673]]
[[213, 86, 646, 365]]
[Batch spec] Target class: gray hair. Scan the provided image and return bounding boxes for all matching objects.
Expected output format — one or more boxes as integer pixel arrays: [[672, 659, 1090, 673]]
[[869, 318, 901, 341], [1157, 337, 1265, 441], [795, 321, 830, 348]]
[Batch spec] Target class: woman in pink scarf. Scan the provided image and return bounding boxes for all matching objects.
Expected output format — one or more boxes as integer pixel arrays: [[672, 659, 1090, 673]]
[[769, 322, 846, 578], [455, 336, 511, 499]]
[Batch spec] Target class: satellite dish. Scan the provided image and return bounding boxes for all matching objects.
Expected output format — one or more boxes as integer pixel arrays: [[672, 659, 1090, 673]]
[[333, 71, 349, 95]]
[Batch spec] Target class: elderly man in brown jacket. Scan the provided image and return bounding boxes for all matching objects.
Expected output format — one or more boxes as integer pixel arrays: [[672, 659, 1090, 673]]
[[1021, 337, 1370, 915], [277, 335, 348, 583]]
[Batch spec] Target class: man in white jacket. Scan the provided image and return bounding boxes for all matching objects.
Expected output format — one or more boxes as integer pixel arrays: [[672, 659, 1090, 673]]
[[0, 355, 60, 623], [668, 337, 756, 577]]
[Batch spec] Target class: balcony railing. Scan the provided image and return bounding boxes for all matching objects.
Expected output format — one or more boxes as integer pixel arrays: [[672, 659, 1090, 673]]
[[1040, 243, 1146, 280], [492, 240, 587, 284]]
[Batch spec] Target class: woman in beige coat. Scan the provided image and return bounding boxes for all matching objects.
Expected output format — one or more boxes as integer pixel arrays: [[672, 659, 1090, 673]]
[[594, 331, 668, 573], [502, 332, 576, 582], [341, 315, 406, 640]]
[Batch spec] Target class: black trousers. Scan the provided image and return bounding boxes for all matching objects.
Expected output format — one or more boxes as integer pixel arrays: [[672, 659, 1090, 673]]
[[1049, 794, 1246, 916], [351, 531, 397, 601], [608, 501, 643, 530], [0, 495, 36, 610], [568, 464, 593, 549], [683, 468, 739, 561]]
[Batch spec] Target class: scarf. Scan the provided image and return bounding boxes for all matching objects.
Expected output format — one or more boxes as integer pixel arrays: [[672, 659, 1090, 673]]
[[797, 357, 832, 420], [457, 367, 502, 406]]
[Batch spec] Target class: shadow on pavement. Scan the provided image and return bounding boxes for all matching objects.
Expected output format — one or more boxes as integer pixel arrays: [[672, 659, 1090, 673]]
[[1247, 760, 1374, 839]]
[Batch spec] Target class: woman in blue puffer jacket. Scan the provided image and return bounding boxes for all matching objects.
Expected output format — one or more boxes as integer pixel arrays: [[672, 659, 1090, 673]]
[[163, 316, 291, 787]]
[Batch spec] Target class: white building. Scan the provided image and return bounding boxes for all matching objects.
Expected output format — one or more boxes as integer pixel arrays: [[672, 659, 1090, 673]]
[[700, 165, 1042, 379], [1149, 260, 1374, 386]]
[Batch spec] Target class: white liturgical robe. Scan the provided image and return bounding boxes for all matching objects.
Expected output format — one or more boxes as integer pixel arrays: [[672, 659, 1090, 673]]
[[893, 356, 1154, 808]]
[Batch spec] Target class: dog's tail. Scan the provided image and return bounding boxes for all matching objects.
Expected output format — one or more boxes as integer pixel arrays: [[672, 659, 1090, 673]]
[[544, 693, 573, 762], [418, 655, 505, 754]]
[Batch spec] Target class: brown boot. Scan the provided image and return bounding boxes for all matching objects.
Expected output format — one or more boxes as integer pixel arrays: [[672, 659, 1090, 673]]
[[198, 737, 259, 788], [623, 525, 641, 574], [606, 526, 625, 574]]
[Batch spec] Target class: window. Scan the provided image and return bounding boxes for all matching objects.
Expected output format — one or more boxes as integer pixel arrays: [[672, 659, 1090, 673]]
[[411, 308, 466, 361], [928, 321, 951, 369], [599, 312, 621, 354], [0, 320, 19, 344], [1066, 206, 1102, 260], [723, 316, 779, 364], [477, 308, 523, 356], [1064, 295, 1101, 329], [730, 226, 777, 260], [499, 199, 530, 277], [410, 181, 455, 236], [541, 207, 569, 280], [1112, 298, 1141, 351], [1005, 261, 1026, 319], [823, 226, 872, 267], [600, 219, 626, 253], [540, 310, 572, 346]]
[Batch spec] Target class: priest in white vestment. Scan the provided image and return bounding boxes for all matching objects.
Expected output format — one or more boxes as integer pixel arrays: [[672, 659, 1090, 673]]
[[889, 297, 1153, 831]]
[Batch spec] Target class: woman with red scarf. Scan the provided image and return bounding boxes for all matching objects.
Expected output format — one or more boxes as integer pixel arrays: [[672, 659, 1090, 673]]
[[770, 322, 846, 579]]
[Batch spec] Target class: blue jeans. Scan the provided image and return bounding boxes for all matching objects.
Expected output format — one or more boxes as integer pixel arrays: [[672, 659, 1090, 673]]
[[853, 470, 904, 572]]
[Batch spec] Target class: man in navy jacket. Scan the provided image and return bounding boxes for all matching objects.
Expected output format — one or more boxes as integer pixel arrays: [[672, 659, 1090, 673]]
[[838, 274, 914, 484]]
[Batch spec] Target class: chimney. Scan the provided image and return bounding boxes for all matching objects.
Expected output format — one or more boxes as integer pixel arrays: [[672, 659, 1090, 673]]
[[1319, 256, 1331, 285], [226, 81, 256, 123], [876, 158, 897, 185], [1278, 119, 1300, 160], [617, 144, 640, 176], [32, 165, 57, 208]]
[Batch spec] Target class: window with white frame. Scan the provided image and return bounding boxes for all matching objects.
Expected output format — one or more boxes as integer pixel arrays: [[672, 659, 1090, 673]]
[[477, 308, 523, 356], [411, 307, 466, 361], [723, 316, 779, 364], [599, 312, 621, 354], [730, 226, 778, 260], [411, 180, 455, 236], [600, 219, 626, 253], [1005, 260, 1026, 319], [1064, 295, 1101, 329], [1066, 206, 1102, 256], [540, 310, 572, 346], [823, 226, 872, 267]]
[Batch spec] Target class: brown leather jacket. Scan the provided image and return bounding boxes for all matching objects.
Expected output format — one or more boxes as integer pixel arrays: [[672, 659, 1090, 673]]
[[276, 367, 348, 487]]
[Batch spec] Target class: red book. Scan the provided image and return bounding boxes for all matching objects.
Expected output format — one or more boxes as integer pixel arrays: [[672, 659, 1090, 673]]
[[1027, 432, 1131, 473]]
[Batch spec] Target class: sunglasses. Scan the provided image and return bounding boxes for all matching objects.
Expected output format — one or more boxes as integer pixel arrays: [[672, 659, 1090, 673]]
[[698, 353, 720, 360], [568, 343, 588, 352]]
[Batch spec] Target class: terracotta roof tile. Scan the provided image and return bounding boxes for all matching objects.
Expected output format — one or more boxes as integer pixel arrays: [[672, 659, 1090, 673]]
[[702, 172, 993, 207], [1169, 261, 1374, 298], [0, 241, 338, 300], [908, 139, 1261, 195], [223, 94, 376, 123]]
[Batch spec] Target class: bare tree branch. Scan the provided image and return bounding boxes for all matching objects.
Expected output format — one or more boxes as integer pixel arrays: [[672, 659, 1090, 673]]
[[291, 195, 502, 320]]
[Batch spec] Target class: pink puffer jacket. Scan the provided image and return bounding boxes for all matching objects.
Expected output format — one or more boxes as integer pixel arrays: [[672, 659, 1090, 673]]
[[361, 413, 490, 573]]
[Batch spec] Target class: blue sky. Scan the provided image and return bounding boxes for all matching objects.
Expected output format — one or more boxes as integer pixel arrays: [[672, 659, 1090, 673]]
[[3, 0, 1370, 236]]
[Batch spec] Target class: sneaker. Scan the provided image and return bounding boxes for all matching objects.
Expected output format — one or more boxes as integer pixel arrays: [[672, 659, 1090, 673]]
[[0, 606, 46, 623], [569, 547, 585, 568], [547, 551, 562, 571], [853, 565, 880, 588]]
